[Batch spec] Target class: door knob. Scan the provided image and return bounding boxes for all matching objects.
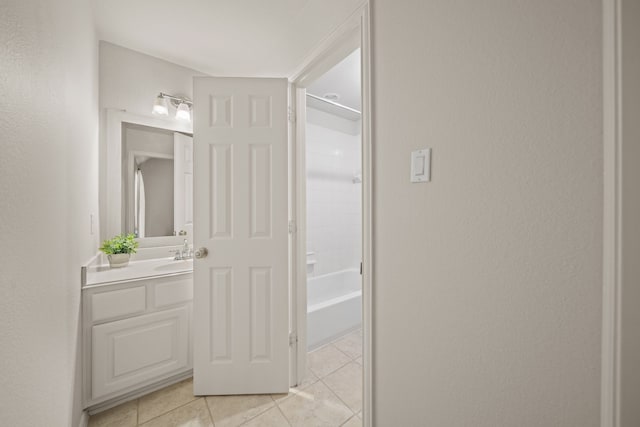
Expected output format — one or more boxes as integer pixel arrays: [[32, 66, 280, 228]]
[[194, 247, 208, 259]]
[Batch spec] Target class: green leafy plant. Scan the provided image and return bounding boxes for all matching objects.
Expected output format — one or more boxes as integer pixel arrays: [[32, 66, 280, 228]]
[[99, 233, 139, 255]]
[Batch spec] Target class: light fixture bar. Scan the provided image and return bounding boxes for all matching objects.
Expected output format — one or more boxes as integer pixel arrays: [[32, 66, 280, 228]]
[[158, 92, 192, 106]]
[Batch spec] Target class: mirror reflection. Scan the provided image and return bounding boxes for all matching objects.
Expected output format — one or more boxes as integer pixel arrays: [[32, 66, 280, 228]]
[[121, 123, 193, 238]]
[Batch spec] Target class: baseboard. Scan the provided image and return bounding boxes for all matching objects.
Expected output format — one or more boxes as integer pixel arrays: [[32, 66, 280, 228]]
[[78, 411, 89, 427]]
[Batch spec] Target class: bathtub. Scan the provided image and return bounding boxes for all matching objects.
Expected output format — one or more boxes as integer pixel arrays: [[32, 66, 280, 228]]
[[307, 269, 362, 350]]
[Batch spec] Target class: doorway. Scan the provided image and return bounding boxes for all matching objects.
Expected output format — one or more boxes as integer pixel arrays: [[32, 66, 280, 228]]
[[289, 5, 372, 425], [303, 47, 364, 418]]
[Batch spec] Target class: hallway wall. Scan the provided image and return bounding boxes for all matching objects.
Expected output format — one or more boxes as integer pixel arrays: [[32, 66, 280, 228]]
[[0, 0, 99, 425], [371, 0, 603, 425]]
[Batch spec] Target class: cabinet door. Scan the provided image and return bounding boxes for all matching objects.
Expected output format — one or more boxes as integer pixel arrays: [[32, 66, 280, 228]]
[[92, 305, 190, 400]]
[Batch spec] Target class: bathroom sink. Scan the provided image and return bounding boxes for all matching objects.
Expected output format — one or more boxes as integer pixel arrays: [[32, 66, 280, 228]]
[[153, 259, 194, 272]]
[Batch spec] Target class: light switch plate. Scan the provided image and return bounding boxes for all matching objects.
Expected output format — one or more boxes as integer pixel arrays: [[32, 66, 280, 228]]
[[411, 148, 431, 183]]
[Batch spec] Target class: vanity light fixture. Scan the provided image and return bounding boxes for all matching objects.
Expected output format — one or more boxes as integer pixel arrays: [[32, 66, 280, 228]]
[[152, 92, 193, 122], [175, 102, 191, 121], [152, 95, 169, 116]]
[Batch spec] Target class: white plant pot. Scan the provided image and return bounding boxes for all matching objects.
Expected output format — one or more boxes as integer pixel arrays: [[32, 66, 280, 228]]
[[107, 253, 130, 268]]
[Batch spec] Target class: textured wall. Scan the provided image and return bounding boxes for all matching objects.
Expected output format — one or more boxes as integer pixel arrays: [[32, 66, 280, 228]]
[[371, 0, 602, 425], [0, 0, 99, 425]]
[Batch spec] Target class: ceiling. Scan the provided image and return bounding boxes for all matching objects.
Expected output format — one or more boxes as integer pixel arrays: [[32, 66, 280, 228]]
[[307, 48, 361, 111], [92, 0, 364, 77]]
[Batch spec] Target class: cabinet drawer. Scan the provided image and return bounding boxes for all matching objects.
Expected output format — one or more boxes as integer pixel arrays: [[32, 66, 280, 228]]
[[91, 286, 146, 322], [91, 306, 189, 399], [154, 278, 193, 308]]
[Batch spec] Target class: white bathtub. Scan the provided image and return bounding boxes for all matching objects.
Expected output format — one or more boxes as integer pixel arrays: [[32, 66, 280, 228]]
[[307, 269, 362, 350]]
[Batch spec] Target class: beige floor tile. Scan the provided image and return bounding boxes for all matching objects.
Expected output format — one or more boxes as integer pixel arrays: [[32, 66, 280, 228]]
[[307, 344, 351, 379], [205, 394, 274, 427], [354, 356, 363, 366], [140, 398, 212, 427], [88, 400, 137, 427], [333, 332, 362, 359], [322, 362, 362, 413], [342, 415, 362, 427], [298, 367, 319, 389], [138, 378, 198, 424], [277, 380, 353, 427], [242, 406, 291, 427], [356, 411, 362, 419]]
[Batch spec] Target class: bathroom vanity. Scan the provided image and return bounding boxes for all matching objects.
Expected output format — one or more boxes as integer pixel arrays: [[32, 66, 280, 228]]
[[82, 257, 193, 411], [83, 110, 198, 411]]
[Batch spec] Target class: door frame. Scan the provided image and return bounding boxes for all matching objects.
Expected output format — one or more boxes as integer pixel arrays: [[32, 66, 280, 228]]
[[601, 0, 640, 425], [288, 3, 373, 426], [601, 2, 620, 425]]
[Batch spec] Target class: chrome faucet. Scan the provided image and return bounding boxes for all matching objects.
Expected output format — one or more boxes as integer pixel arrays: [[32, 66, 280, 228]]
[[170, 239, 193, 260]]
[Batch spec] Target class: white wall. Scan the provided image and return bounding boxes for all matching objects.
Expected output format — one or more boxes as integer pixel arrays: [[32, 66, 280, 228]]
[[371, 1, 602, 426], [124, 124, 174, 157], [306, 108, 362, 277], [0, 0, 99, 426], [99, 42, 204, 239], [620, 0, 640, 424]]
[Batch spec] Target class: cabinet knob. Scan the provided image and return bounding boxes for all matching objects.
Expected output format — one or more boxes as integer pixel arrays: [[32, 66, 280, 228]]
[[194, 248, 208, 259]]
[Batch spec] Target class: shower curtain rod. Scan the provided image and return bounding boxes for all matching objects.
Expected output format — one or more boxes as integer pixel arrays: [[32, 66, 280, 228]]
[[306, 93, 362, 115]]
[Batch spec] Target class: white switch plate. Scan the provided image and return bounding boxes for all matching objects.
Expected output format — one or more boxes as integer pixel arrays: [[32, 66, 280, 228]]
[[411, 148, 431, 183]]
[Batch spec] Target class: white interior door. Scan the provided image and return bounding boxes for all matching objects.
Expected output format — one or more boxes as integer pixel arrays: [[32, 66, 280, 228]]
[[192, 77, 289, 395], [174, 132, 194, 237]]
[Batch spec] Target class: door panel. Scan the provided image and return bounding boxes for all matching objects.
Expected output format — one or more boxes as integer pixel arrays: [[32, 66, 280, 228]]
[[174, 132, 194, 236], [193, 77, 289, 395]]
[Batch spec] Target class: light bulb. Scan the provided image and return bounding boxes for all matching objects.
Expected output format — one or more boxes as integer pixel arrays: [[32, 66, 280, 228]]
[[176, 102, 191, 121], [152, 95, 169, 116]]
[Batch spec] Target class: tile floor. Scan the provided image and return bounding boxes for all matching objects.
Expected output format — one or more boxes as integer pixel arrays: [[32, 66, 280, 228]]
[[88, 329, 362, 427]]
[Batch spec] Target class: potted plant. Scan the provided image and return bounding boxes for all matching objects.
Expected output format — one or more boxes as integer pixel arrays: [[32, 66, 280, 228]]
[[99, 233, 139, 268]]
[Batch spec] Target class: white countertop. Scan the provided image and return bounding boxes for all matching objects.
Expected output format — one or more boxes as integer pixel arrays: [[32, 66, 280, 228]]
[[84, 257, 193, 287]]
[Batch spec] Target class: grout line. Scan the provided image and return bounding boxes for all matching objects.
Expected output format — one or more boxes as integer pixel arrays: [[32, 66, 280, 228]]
[[203, 396, 216, 427], [138, 396, 202, 426], [320, 378, 357, 419], [275, 403, 293, 427], [309, 353, 352, 380], [330, 342, 350, 357], [340, 414, 359, 427], [234, 400, 275, 426]]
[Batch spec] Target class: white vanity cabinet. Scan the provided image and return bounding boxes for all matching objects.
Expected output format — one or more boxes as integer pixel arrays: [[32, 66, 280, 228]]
[[83, 272, 193, 409]]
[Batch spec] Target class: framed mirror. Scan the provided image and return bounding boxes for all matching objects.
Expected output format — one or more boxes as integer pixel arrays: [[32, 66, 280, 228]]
[[105, 109, 193, 246]]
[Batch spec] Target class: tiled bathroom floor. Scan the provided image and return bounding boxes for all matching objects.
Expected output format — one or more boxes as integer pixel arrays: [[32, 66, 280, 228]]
[[88, 329, 362, 427]]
